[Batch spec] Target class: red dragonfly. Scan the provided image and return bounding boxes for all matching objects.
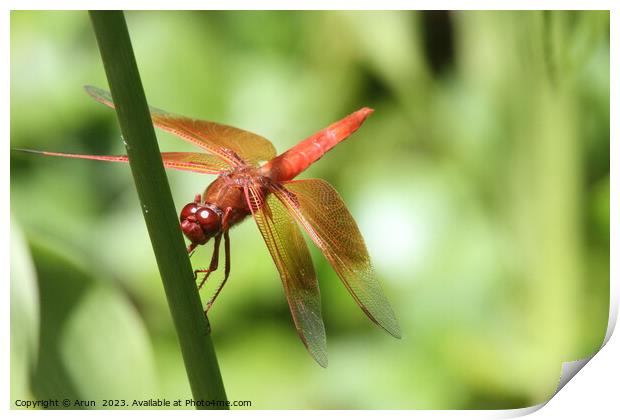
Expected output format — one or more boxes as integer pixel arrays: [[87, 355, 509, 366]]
[[23, 86, 401, 367]]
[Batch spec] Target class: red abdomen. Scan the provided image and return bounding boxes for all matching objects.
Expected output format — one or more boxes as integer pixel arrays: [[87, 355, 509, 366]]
[[260, 107, 374, 182]]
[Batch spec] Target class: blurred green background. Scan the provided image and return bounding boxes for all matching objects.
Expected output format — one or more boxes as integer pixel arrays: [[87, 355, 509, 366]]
[[10, 11, 609, 409]]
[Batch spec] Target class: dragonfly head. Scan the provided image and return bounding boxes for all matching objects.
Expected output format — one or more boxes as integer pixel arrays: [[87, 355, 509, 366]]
[[179, 201, 222, 245]]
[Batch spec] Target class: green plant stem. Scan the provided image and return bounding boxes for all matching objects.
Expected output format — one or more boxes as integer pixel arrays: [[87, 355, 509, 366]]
[[88, 11, 227, 408]]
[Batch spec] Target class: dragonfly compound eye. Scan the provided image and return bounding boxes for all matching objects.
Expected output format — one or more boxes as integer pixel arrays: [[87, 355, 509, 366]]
[[179, 202, 208, 245], [179, 202, 200, 222], [195, 206, 221, 234], [179, 203, 199, 222]]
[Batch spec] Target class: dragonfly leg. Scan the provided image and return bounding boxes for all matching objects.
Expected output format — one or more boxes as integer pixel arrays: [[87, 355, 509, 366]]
[[224, 227, 231, 280], [206, 208, 233, 314], [187, 242, 198, 256], [195, 233, 222, 290]]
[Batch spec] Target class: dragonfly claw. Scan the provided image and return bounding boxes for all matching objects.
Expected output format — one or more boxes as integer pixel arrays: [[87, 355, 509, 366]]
[[206, 301, 214, 313], [193, 268, 210, 280]]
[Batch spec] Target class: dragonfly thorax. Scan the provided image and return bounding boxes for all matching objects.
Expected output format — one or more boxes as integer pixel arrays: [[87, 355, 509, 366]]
[[180, 200, 222, 245]]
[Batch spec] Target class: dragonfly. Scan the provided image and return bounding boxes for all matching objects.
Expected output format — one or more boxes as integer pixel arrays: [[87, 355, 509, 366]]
[[22, 86, 401, 367]]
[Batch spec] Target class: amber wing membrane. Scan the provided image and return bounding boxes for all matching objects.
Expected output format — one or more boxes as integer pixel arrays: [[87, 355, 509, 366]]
[[273, 180, 401, 338], [85, 86, 277, 166], [245, 185, 327, 367], [156, 152, 231, 173]]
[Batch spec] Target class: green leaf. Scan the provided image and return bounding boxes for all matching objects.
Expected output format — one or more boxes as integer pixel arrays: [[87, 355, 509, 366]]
[[28, 238, 158, 408], [10, 219, 40, 406], [60, 283, 158, 402]]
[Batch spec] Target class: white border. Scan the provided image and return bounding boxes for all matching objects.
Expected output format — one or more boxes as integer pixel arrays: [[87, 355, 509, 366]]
[[4, 2, 616, 418], [1, 1, 617, 11]]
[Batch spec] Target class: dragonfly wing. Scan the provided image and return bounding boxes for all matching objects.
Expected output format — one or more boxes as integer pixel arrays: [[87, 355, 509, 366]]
[[245, 185, 327, 367], [274, 179, 401, 338], [17, 149, 224, 174], [158, 152, 230, 173], [85, 86, 276, 166]]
